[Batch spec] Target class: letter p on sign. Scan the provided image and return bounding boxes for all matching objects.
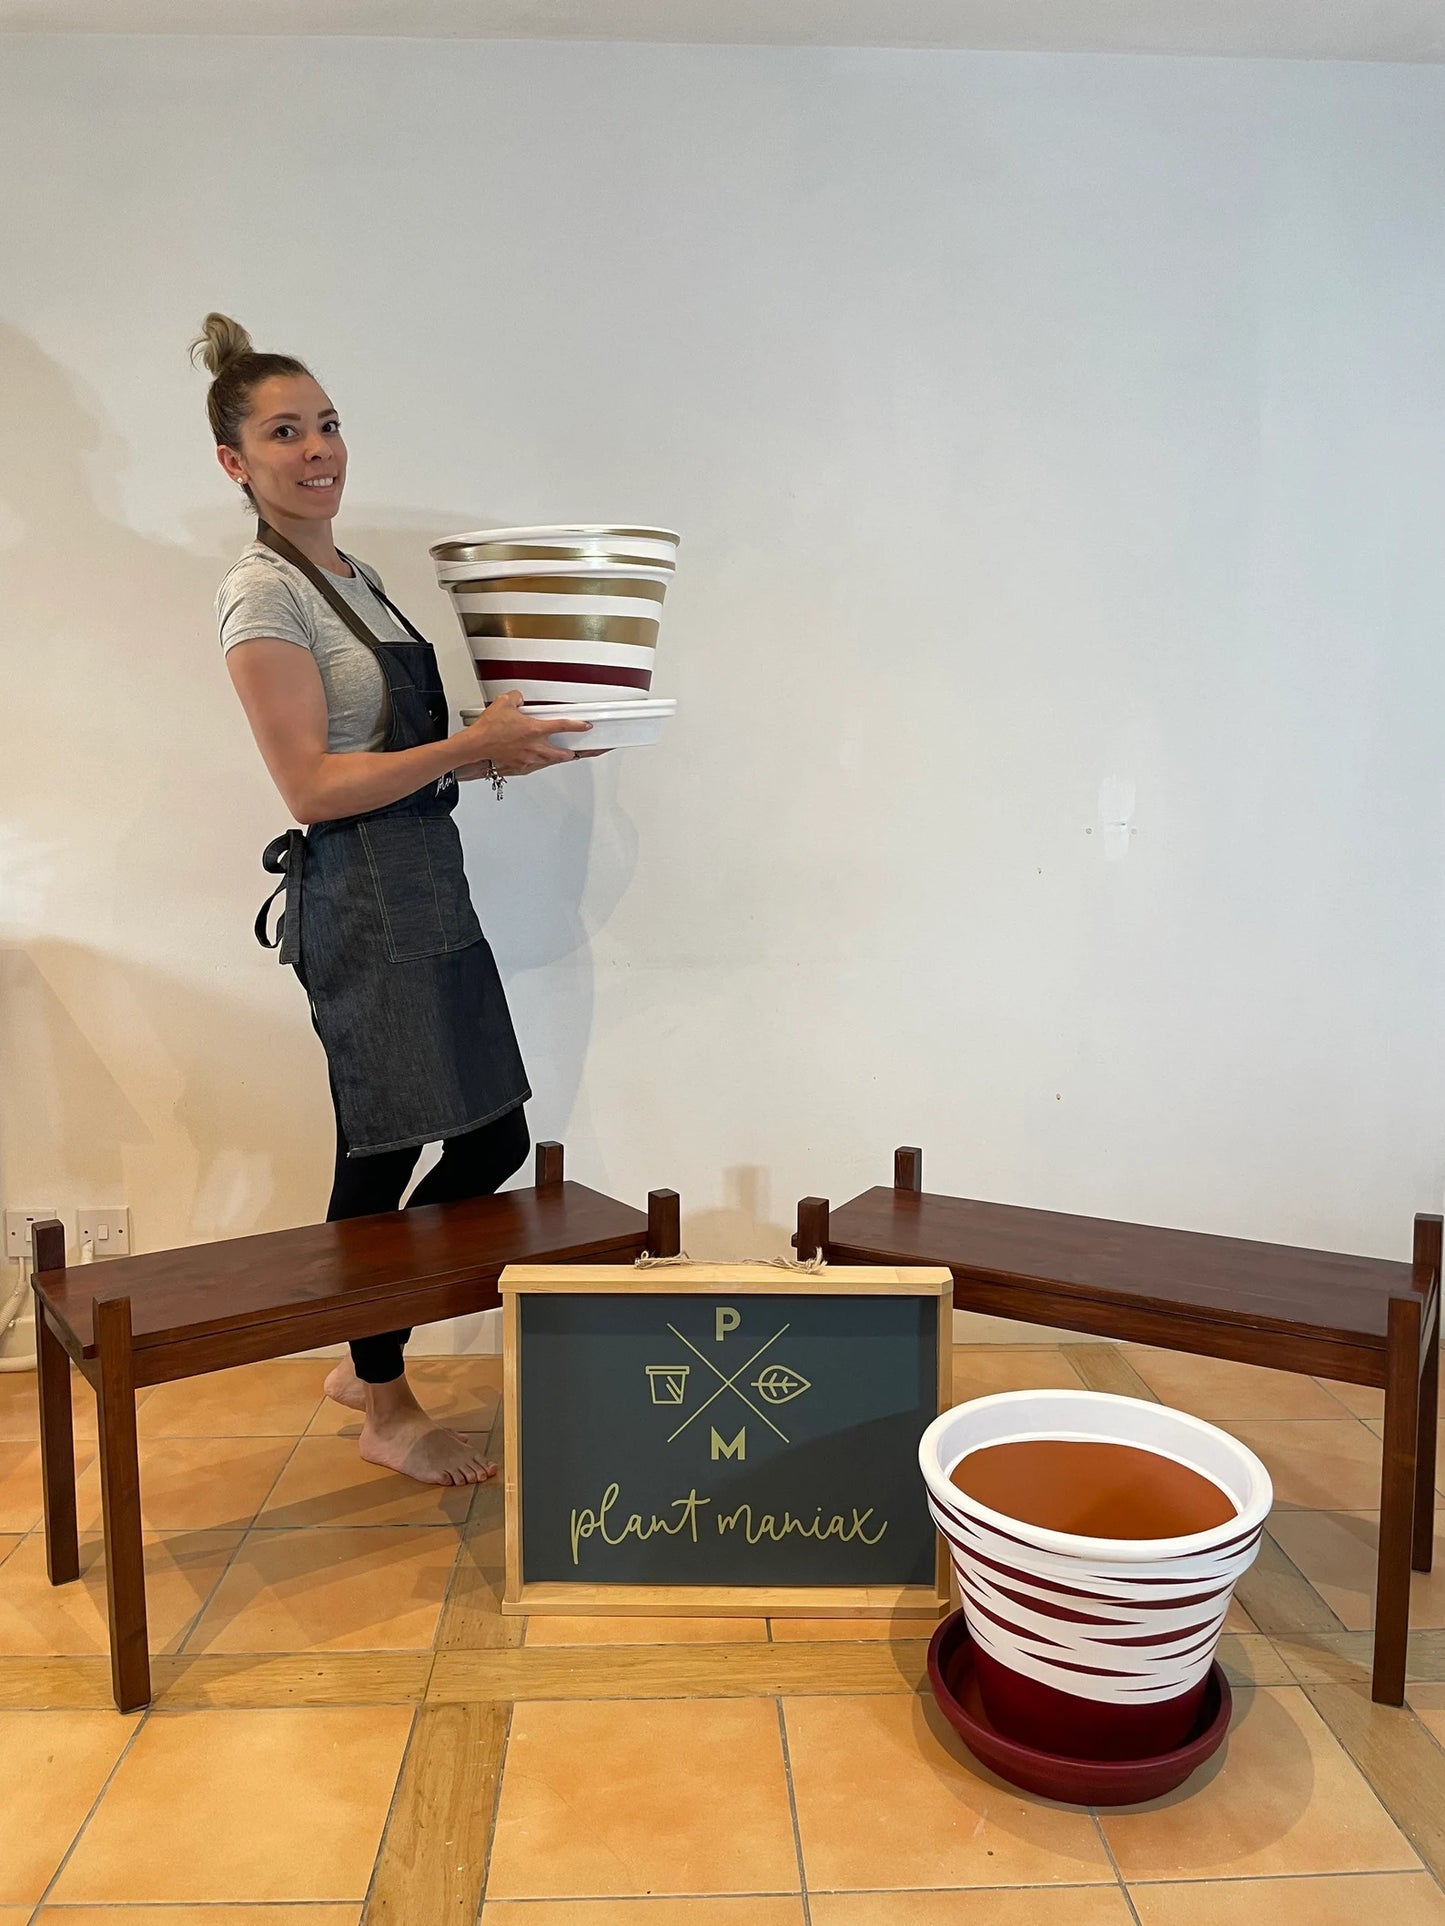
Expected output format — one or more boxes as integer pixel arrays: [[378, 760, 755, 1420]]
[[715, 1305, 740, 1342]]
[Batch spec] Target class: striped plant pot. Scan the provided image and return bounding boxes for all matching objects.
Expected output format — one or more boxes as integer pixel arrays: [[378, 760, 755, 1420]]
[[919, 1390, 1271, 1763], [432, 526, 678, 707]]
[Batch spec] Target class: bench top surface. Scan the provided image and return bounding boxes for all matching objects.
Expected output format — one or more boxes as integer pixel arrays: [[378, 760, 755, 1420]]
[[825, 1187, 1418, 1346], [37, 1182, 648, 1355]]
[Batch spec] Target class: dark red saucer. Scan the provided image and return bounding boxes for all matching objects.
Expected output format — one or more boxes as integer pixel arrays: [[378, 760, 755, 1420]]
[[926, 1609, 1232, 1806]]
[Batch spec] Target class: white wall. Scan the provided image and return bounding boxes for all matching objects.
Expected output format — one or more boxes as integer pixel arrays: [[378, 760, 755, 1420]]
[[2, 37, 1442, 1332]]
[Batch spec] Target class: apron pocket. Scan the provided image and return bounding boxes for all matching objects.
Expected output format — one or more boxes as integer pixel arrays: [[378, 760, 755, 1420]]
[[357, 816, 484, 962]]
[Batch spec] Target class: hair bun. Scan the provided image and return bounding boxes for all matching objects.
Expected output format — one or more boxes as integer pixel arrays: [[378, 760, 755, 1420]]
[[191, 312, 254, 376]]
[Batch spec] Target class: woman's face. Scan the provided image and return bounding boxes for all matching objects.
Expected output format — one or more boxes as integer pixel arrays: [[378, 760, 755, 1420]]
[[218, 372, 347, 525]]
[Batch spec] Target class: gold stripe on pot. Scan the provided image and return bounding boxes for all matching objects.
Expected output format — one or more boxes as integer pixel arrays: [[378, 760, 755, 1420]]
[[461, 613, 659, 646], [431, 525, 678, 561], [441, 543, 675, 566], [445, 573, 669, 602]]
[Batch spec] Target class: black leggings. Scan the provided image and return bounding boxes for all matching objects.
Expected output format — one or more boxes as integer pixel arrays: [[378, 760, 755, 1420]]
[[326, 1101, 531, 1384]]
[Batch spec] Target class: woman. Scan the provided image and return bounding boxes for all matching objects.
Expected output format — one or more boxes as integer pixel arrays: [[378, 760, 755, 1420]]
[[197, 313, 587, 1486]]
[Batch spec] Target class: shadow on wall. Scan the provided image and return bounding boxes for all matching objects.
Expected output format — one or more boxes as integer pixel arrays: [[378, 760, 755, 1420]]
[[343, 512, 642, 983], [682, 1164, 792, 1261], [0, 939, 332, 1240], [0, 324, 627, 1248]]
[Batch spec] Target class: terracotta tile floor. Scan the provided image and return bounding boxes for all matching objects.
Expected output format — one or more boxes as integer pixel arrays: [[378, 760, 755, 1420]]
[[0, 1346, 1441, 1924]]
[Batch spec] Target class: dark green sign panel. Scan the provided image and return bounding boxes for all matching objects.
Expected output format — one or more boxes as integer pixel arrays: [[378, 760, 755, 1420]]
[[516, 1288, 942, 1589]]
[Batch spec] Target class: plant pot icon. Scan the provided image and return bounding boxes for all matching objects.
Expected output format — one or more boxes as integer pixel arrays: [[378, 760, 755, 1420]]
[[646, 1364, 690, 1407]]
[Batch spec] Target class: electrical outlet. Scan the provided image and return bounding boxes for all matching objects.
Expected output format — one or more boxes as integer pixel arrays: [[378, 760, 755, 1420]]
[[77, 1208, 131, 1259], [4, 1208, 59, 1259]]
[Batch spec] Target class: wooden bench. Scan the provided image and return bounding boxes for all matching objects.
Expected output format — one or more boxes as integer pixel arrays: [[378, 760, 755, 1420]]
[[30, 1143, 679, 1711], [795, 1147, 1440, 1705]]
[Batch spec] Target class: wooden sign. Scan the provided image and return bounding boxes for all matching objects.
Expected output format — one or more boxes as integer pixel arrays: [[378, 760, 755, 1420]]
[[500, 1262, 952, 1617]]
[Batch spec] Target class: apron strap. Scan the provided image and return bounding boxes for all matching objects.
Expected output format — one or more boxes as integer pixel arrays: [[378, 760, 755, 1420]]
[[342, 564, 435, 650], [254, 876, 286, 949], [255, 520, 413, 659], [255, 829, 305, 961]]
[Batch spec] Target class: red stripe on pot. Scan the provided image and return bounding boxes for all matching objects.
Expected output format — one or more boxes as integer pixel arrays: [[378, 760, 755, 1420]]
[[964, 1594, 1076, 1653], [954, 1539, 1232, 1610], [1092, 1619, 1219, 1651], [473, 660, 654, 690], [985, 1581, 1136, 1627]]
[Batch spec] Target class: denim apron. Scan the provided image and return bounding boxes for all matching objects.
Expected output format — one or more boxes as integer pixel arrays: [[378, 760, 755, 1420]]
[[252, 522, 530, 1156]]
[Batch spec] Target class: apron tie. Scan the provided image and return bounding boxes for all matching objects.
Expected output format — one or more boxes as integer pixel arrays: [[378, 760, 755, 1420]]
[[254, 829, 304, 963]]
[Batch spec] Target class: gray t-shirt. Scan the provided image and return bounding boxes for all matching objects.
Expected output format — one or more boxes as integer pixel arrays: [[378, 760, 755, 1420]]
[[216, 541, 405, 752]]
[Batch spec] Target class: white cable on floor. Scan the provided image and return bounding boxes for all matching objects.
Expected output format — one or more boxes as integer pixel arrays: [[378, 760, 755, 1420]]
[[0, 1256, 38, 1374]]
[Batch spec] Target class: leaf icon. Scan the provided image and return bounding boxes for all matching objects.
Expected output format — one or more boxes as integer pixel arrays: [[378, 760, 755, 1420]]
[[753, 1365, 811, 1405]]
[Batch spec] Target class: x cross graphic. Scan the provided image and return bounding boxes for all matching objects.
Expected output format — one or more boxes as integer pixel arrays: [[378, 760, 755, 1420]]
[[664, 1321, 792, 1446]]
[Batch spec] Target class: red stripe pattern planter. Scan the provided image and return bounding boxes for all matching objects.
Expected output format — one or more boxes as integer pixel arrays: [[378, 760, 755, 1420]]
[[920, 1390, 1271, 1761]]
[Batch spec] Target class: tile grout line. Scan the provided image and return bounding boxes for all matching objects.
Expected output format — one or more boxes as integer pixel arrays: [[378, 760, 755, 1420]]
[[1412, 1705, 1445, 1768], [433, 1392, 489, 1640], [1088, 1807, 1143, 1926], [475, 1700, 516, 1920], [454, 1383, 507, 1644], [1249, 1524, 1350, 1637], [774, 1696, 812, 1926], [89, 1379, 331, 1663], [1303, 1685, 1445, 1897], [27, 1694, 152, 1913], [802, 1880, 1129, 1894], [359, 1697, 423, 1924], [467, 1374, 512, 1923], [172, 1417, 316, 1659], [476, 1895, 816, 1910], [1118, 1868, 1443, 1887]]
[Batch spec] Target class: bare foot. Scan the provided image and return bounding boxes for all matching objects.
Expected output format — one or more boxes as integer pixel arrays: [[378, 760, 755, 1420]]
[[359, 1411, 496, 1486], [357, 1377, 496, 1486], [323, 1361, 368, 1413]]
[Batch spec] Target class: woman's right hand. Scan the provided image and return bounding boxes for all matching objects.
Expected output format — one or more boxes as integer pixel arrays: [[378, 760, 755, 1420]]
[[455, 692, 592, 775]]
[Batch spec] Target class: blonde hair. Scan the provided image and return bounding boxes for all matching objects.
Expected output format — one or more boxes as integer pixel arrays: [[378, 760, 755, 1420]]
[[191, 312, 313, 505]]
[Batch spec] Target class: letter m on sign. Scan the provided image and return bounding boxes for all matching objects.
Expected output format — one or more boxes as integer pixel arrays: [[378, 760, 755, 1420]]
[[710, 1426, 746, 1461]]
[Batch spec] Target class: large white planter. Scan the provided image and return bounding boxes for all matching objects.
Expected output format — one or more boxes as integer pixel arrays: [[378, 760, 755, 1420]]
[[919, 1389, 1272, 1760], [432, 525, 679, 707]]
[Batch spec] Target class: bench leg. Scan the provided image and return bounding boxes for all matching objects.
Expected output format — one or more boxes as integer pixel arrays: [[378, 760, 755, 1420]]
[[647, 1189, 681, 1259], [894, 1147, 923, 1193], [95, 1295, 151, 1712], [1411, 1214, 1441, 1575], [796, 1197, 830, 1263], [34, 1296, 80, 1586], [1415, 1294, 1439, 1574], [1374, 1293, 1421, 1705]]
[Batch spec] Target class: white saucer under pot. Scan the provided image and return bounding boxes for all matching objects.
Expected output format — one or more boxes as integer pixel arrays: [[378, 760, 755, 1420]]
[[458, 699, 675, 753], [459, 699, 675, 721]]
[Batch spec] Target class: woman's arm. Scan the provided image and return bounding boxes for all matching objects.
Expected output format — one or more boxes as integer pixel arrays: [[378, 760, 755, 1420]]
[[227, 639, 585, 825]]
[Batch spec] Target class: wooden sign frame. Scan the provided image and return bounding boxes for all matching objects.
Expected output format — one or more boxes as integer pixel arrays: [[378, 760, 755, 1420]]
[[500, 1262, 953, 1618]]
